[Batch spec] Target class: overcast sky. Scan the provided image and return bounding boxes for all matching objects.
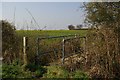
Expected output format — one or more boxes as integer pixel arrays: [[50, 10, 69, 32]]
[[2, 2, 86, 30]]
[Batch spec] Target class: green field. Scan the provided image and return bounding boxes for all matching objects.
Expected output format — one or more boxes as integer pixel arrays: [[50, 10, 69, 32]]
[[16, 30, 88, 38], [16, 30, 88, 52]]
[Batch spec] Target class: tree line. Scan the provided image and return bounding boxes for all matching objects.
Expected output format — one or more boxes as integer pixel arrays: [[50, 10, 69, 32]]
[[68, 24, 83, 30]]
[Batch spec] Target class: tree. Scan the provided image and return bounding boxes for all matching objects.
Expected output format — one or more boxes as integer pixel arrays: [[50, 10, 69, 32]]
[[76, 25, 82, 29], [83, 2, 120, 78], [68, 25, 75, 30], [84, 2, 120, 28]]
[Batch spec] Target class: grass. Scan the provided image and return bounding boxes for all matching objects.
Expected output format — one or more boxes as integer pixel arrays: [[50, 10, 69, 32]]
[[43, 66, 69, 78], [42, 65, 89, 79]]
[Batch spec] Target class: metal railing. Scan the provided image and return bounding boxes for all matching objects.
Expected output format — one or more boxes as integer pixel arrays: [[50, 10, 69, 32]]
[[23, 34, 86, 65], [36, 35, 86, 65]]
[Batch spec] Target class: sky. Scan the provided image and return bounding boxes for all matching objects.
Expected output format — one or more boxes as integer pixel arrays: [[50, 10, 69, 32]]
[[1, 2, 86, 30]]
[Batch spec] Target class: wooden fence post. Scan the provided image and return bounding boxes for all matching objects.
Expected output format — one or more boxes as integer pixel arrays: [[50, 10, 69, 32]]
[[75, 34, 77, 38], [23, 37, 28, 65]]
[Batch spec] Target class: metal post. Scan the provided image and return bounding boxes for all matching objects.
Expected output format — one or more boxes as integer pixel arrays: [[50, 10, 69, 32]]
[[23, 37, 28, 65], [37, 38, 39, 56], [62, 39, 65, 65], [53, 49, 57, 60], [35, 38, 39, 65], [84, 37, 86, 54], [84, 37, 87, 66]]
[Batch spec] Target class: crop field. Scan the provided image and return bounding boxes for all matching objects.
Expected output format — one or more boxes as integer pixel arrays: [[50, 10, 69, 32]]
[[16, 30, 88, 38]]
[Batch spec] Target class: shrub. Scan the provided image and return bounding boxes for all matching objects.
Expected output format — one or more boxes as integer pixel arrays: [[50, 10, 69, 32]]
[[25, 63, 38, 72], [1, 20, 20, 64], [2, 61, 32, 78], [72, 70, 89, 79], [25, 63, 46, 78], [43, 66, 69, 78], [1, 20, 16, 53], [84, 29, 120, 78]]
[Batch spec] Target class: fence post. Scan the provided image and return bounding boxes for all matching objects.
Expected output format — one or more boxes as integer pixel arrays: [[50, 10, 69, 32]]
[[62, 39, 65, 65], [36, 38, 39, 56], [84, 37, 88, 66], [35, 37, 39, 65], [83, 37, 86, 54], [23, 37, 28, 65], [75, 34, 77, 38]]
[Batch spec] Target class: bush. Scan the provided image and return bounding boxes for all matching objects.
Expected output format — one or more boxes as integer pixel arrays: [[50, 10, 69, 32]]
[[43, 66, 69, 78], [85, 29, 120, 78], [25, 63, 38, 72], [1, 20, 16, 53], [2, 61, 32, 78], [25, 63, 46, 78], [42, 65, 89, 79], [1, 20, 20, 64], [72, 70, 89, 79]]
